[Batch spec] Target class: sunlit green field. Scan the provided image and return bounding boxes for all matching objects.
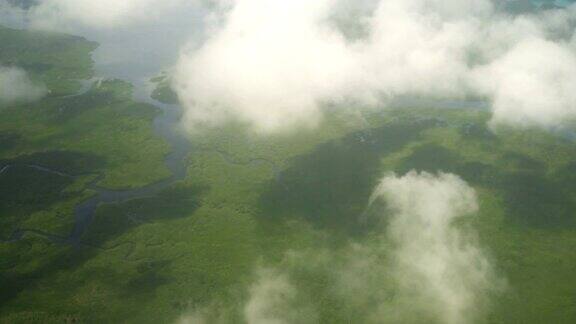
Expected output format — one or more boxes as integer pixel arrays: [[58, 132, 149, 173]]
[[1, 25, 576, 324]]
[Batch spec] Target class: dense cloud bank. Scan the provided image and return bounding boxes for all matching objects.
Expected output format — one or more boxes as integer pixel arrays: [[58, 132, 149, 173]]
[[0, 66, 46, 106], [181, 172, 500, 324], [174, 0, 576, 132]]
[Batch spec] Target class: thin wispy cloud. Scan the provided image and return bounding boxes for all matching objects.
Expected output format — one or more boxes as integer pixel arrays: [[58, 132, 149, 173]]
[[370, 171, 500, 324], [178, 172, 501, 324], [0, 66, 46, 106]]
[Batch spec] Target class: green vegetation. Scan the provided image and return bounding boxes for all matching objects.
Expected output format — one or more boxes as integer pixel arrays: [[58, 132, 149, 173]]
[[216, 108, 576, 324], [2, 19, 576, 324], [0, 25, 97, 95], [0, 151, 100, 237], [0, 79, 171, 189], [4, 96, 576, 322], [150, 72, 179, 105], [0, 25, 172, 316]]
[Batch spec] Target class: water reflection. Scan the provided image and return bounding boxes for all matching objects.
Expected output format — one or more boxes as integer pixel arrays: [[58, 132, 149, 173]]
[[0, 2, 207, 83]]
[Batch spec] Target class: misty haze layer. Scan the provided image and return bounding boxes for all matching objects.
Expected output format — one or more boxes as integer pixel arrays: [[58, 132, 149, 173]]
[[21, 0, 191, 30], [174, 0, 576, 132], [0, 66, 46, 106], [0, 0, 204, 84]]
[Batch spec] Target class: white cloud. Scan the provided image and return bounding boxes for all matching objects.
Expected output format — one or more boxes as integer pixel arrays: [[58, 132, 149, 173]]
[[244, 267, 317, 324], [177, 266, 317, 324], [177, 306, 230, 324], [174, 0, 576, 132], [175, 172, 500, 323], [174, 0, 357, 132], [370, 171, 498, 324], [0, 66, 47, 106], [6, 0, 575, 131], [473, 37, 576, 128], [4, 0, 575, 131]]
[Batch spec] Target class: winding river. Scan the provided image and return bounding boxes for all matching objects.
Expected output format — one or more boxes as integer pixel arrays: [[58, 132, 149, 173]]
[[1, 80, 194, 245], [3, 0, 575, 245], [68, 82, 193, 244], [2, 78, 285, 246]]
